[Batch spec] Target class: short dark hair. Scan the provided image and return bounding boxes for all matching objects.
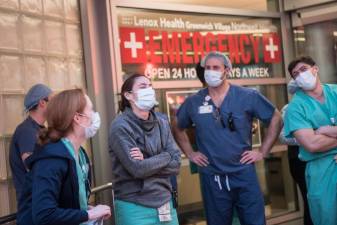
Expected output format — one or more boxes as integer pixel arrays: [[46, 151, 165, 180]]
[[195, 62, 205, 85], [119, 73, 146, 112], [288, 56, 316, 77]]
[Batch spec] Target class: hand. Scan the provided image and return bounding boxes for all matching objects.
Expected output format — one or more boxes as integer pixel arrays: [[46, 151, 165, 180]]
[[315, 125, 334, 136], [87, 204, 111, 220], [240, 150, 263, 164], [130, 147, 144, 160], [187, 151, 209, 167]]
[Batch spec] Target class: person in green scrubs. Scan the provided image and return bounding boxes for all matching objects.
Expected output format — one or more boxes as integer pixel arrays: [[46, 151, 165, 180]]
[[284, 56, 337, 225]]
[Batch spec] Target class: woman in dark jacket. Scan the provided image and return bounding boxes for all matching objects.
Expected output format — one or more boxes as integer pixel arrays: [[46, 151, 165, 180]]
[[109, 74, 181, 225], [19, 89, 111, 225]]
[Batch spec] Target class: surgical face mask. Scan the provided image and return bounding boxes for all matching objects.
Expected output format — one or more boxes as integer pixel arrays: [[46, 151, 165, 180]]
[[79, 112, 101, 138], [204, 70, 224, 87], [134, 87, 157, 111], [295, 70, 317, 91]]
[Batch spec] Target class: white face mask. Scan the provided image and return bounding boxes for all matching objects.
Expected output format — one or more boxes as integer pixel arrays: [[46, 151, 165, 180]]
[[295, 70, 317, 91], [134, 87, 157, 111], [80, 112, 101, 138], [204, 70, 224, 87]]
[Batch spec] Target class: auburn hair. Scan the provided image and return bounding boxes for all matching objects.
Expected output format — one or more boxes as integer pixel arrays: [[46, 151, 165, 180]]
[[38, 88, 87, 145]]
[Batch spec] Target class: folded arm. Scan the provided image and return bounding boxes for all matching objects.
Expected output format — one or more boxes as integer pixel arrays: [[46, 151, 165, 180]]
[[294, 128, 337, 152], [109, 126, 171, 179], [157, 121, 182, 176]]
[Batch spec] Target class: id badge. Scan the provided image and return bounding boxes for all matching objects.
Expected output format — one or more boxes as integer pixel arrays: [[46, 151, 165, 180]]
[[198, 105, 213, 114], [157, 202, 172, 222]]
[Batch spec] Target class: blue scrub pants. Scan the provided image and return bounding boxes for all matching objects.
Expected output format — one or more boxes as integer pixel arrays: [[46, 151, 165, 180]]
[[200, 166, 265, 225]]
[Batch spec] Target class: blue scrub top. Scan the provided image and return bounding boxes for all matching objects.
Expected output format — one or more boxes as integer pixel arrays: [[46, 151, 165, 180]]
[[284, 84, 337, 161], [9, 116, 43, 206], [177, 84, 275, 174]]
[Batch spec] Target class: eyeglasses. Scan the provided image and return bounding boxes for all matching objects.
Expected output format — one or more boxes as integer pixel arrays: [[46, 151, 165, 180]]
[[292, 65, 312, 78], [212, 109, 236, 132]]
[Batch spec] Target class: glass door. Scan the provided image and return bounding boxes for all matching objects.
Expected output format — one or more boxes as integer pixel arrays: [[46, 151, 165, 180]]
[[114, 4, 298, 224], [293, 19, 337, 83]]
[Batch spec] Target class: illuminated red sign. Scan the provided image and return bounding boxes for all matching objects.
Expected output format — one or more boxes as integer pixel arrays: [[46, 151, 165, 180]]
[[119, 27, 281, 65]]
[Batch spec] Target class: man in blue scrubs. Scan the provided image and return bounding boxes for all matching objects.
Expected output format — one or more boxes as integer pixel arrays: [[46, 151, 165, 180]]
[[174, 51, 282, 225], [9, 84, 52, 215], [284, 56, 337, 225]]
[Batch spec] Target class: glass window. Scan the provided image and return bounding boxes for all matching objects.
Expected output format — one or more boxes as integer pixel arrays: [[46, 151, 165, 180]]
[[116, 7, 292, 224], [21, 0, 43, 14], [247, 85, 296, 218], [293, 20, 337, 83], [158, 84, 295, 224], [0, 12, 19, 50], [139, 0, 279, 12], [22, 16, 44, 52], [117, 8, 285, 83], [0, 0, 86, 217]]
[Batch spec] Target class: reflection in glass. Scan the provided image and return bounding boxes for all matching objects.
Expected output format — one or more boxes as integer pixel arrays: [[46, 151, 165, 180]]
[[293, 20, 337, 83]]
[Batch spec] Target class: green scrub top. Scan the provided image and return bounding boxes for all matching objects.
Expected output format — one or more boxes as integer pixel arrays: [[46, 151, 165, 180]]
[[284, 84, 337, 161], [61, 138, 89, 211], [284, 84, 337, 225]]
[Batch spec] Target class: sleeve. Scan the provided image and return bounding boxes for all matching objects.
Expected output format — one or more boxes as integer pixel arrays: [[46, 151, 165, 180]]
[[109, 124, 172, 179], [279, 127, 298, 146], [32, 158, 88, 225], [250, 90, 276, 125], [176, 97, 193, 129], [328, 84, 337, 98], [279, 105, 298, 146], [158, 120, 181, 176], [17, 127, 38, 155], [284, 103, 313, 138]]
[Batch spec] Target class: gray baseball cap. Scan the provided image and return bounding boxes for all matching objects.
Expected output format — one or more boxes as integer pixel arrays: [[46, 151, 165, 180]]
[[24, 84, 52, 112]]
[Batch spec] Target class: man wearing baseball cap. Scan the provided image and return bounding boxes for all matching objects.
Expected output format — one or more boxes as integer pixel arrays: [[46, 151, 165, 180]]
[[9, 83, 52, 211]]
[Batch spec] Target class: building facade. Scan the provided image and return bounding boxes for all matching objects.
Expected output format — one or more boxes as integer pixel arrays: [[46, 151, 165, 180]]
[[0, 0, 336, 224]]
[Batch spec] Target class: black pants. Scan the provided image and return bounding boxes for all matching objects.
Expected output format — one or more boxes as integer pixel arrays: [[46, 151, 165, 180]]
[[288, 146, 313, 225]]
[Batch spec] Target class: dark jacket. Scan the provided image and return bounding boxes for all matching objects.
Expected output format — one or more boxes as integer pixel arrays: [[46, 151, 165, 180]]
[[17, 141, 90, 225], [109, 108, 181, 208]]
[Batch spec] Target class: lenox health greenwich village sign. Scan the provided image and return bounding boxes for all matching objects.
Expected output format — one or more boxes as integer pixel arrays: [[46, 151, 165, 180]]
[[117, 10, 283, 81]]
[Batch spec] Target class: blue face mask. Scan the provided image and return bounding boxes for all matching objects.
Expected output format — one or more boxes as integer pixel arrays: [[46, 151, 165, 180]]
[[204, 70, 224, 87]]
